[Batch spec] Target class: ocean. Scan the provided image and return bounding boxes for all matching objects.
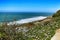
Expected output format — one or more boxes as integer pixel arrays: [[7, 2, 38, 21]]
[[0, 12, 54, 22]]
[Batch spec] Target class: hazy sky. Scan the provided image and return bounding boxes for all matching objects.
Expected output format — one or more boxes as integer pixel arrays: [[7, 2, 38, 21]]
[[0, 0, 60, 12]]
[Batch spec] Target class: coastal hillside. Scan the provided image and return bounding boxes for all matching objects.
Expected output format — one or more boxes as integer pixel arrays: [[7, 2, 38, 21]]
[[0, 10, 60, 40]]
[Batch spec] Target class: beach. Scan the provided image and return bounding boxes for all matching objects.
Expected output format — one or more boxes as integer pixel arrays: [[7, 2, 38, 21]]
[[7, 16, 47, 25]]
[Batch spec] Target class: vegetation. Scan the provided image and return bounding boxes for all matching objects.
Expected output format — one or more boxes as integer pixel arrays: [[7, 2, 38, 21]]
[[52, 10, 60, 17], [0, 10, 60, 40]]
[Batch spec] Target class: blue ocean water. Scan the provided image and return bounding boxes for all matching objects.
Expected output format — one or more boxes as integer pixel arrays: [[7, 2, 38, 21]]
[[0, 12, 54, 22]]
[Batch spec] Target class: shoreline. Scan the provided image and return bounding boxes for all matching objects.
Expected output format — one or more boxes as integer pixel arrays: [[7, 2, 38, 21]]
[[7, 16, 47, 25]]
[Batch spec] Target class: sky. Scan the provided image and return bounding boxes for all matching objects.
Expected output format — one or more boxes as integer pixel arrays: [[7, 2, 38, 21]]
[[0, 0, 60, 12]]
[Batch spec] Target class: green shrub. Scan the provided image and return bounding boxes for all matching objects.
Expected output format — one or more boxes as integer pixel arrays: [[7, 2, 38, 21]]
[[53, 10, 60, 17]]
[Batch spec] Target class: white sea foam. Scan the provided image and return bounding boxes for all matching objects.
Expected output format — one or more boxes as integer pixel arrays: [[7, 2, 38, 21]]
[[7, 16, 47, 25]]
